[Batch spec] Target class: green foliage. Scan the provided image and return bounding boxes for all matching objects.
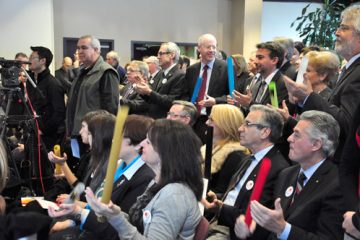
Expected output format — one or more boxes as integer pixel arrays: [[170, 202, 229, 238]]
[[291, 0, 346, 49]]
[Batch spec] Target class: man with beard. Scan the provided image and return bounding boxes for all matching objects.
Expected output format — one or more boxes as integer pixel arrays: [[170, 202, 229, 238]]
[[285, 4, 360, 163]]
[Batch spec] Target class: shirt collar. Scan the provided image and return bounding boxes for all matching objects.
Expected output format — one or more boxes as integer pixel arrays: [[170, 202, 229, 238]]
[[263, 69, 279, 85], [253, 145, 274, 162], [201, 59, 215, 70], [300, 158, 326, 181], [120, 158, 145, 180], [345, 52, 360, 69], [163, 63, 177, 76]]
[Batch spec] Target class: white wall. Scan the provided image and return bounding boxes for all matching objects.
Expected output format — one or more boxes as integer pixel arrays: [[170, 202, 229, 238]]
[[0, 0, 327, 70], [261, 1, 322, 42], [53, 0, 232, 68], [0, 0, 54, 70]]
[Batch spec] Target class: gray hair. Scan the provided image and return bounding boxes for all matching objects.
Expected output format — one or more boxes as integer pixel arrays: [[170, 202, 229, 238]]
[[197, 33, 217, 47], [80, 35, 101, 53], [249, 104, 284, 143], [273, 37, 295, 61], [145, 56, 160, 69], [130, 60, 149, 78], [161, 42, 180, 63], [341, 4, 360, 35], [299, 110, 340, 158], [107, 51, 120, 63], [172, 100, 198, 126]]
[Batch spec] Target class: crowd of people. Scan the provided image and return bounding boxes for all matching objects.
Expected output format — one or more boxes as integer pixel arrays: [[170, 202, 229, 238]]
[[0, 3, 360, 240]]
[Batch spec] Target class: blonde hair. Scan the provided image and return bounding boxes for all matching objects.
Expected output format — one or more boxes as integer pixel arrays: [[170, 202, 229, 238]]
[[210, 104, 244, 142], [306, 51, 340, 83], [0, 140, 8, 192]]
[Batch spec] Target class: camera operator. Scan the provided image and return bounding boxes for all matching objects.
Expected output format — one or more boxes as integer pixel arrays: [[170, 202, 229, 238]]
[[26, 46, 66, 151]]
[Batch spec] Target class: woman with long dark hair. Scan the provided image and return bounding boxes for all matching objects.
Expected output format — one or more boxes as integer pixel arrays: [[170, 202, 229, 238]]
[[83, 119, 203, 239]]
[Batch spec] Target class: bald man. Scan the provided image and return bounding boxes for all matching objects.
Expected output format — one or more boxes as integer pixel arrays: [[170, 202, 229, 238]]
[[55, 56, 76, 94]]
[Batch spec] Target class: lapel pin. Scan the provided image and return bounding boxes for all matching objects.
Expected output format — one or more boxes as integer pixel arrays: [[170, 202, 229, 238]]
[[162, 78, 167, 84]]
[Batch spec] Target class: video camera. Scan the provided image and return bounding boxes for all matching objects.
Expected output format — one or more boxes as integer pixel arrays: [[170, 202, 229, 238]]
[[0, 58, 30, 88]]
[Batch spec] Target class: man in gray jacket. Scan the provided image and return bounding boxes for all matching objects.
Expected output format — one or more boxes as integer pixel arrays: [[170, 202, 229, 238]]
[[66, 35, 119, 145]]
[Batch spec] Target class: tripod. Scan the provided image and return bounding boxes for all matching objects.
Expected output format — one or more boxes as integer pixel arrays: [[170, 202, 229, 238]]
[[0, 85, 53, 196]]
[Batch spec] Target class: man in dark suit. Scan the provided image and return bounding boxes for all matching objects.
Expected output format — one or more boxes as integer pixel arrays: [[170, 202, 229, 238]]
[[246, 110, 344, 240], [55, 56, 76, 94], [203, 105, 289, 240], [184, 33, 229, 142], [135, 42, 185, 119], [232, 41, 288, 114], [285, 5, 360, 163], [144, 56, 162, 90], [274, 37, 297, 81]]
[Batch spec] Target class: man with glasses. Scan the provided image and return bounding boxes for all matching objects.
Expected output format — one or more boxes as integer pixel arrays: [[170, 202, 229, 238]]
[[203, 104, 289, 240], [120, 60, 149, 115], [134, 42, 185, 119], [167, 100, 197, 126], [185, 33, 229, 143], [66, 35, 119, 152], [285, 4, 360, 163]]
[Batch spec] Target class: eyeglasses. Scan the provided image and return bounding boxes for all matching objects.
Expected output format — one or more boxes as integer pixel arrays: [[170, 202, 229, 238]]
[[242, 120, 269, 129], [76, 45, 91, 50], [157, 51, 171, 56], [167, 112, 189, 118], [126, 69, 140, 74], [337, 24, 355, 32]]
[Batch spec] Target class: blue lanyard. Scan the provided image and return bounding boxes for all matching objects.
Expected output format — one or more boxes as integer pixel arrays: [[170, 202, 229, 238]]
[[114, 155, 141, 183]]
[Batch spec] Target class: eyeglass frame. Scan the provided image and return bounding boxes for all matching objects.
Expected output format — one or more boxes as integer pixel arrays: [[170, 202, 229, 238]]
[[242, 120, 269, 129], [167, 112, 189, 118], [157, 51, 171, 56]]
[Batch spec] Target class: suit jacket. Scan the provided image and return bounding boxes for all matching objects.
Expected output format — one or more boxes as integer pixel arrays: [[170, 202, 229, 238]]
[[141, 66, 185, 119], [268, 160, 344, 240], [83, 164, 155, 239], [251, 70, 288, 106], [303, 57, 360, 162], [280, 61, 297, 81], [120, 83, 149, 115], [339, 102, 360, 212], [234, 72, 252, 95], [218, 146, 289, 240], [185, 59, 229, 111], [148, 70, 162, 90]]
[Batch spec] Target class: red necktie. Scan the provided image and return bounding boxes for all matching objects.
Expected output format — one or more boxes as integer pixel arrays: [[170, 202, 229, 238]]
[[244, 157, 272, 226], [196, 65, 209, 112]]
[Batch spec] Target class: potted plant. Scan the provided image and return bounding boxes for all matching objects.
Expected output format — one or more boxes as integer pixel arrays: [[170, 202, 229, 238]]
[[291, 0, 346, 49]]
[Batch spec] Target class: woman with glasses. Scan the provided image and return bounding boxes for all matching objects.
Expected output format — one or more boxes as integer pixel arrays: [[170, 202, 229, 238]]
[[120, 60, 149, 115], [57, 120, 203, 239], [203, 104, 250, 194]]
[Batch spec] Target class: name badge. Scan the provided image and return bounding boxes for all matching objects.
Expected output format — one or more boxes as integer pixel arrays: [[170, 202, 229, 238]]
[[143, 210, 152, 224], [285, 186, 294, 197], [246, 180, 254, 190]]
